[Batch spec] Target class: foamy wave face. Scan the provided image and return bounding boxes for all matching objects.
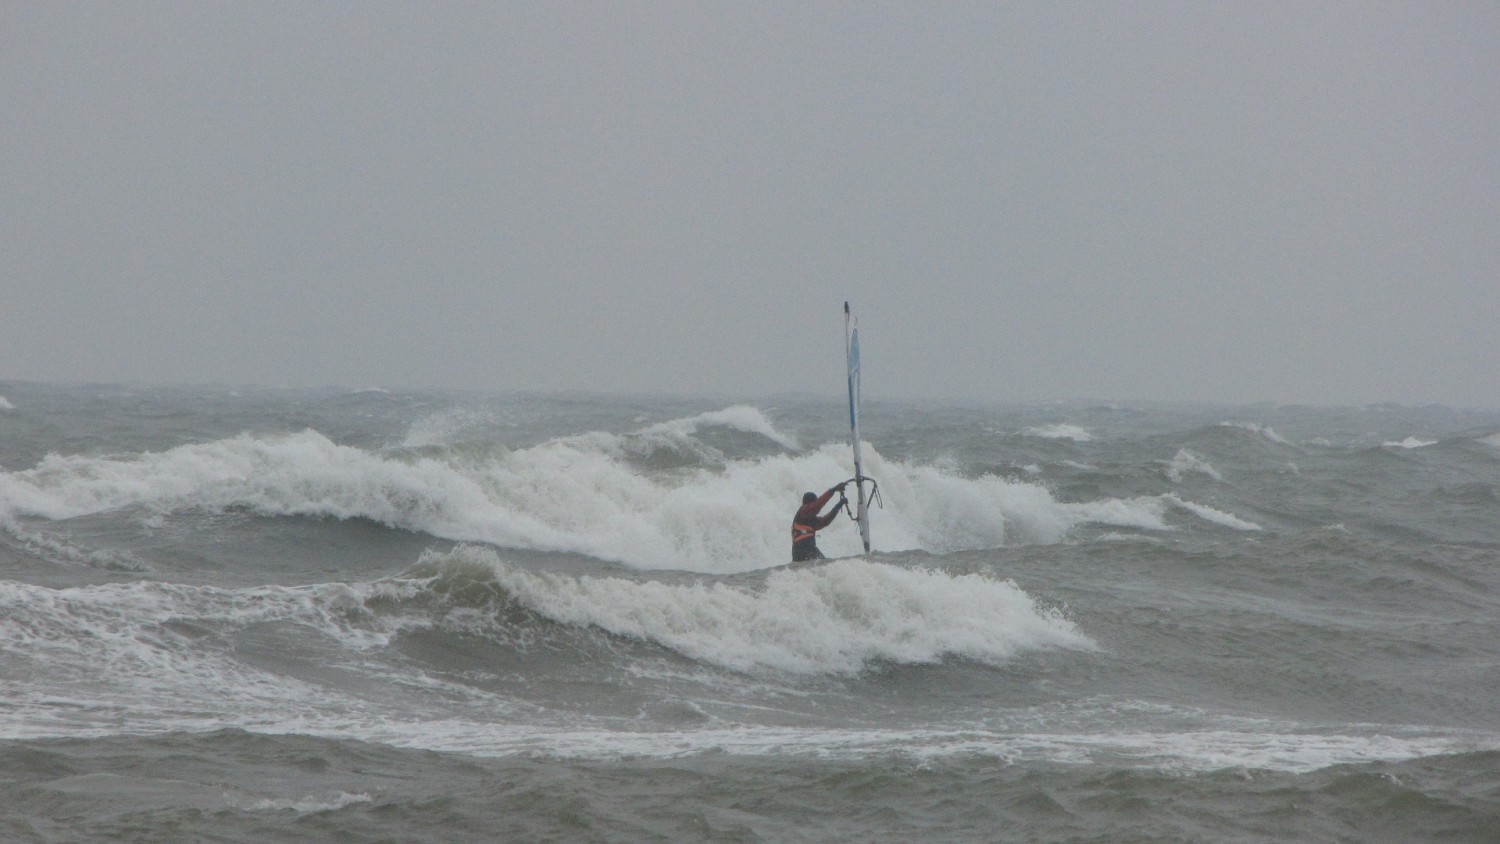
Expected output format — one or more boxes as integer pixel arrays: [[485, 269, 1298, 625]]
[[441, 547, 1095, 675], [638, 405, 801, 451], [0, 577, 426, 738], [873, 463, 1099, 550]]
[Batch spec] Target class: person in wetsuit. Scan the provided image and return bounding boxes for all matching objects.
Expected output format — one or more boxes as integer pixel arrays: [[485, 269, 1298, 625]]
[[791, 482, 847, 562]]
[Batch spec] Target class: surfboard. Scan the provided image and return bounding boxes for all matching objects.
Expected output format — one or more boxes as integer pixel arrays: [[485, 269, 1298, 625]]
[[845, 302, 872, 554]]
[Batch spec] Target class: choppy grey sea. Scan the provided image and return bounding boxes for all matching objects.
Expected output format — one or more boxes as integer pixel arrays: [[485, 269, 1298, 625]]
[[2, 382, 1498, 842]]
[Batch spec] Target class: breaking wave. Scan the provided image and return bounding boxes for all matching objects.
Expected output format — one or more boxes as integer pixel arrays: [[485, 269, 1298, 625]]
[[0, 407, 1257, 573]]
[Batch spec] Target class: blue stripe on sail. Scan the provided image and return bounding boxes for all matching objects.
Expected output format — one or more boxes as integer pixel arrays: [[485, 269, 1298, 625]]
[[847, 329, 860, 429]]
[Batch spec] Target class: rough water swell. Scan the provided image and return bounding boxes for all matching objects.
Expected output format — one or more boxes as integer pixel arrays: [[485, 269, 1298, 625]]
[[2, 382, 1499, 842]]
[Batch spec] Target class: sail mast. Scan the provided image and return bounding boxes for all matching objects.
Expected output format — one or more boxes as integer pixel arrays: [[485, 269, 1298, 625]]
[[845, 302, 872, 554]]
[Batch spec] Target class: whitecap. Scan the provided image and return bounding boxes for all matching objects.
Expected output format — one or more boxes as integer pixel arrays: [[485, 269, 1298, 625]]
[[1023, 423, 1094, 442]]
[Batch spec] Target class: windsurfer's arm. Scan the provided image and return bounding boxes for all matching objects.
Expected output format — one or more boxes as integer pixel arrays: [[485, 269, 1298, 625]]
[[815, 489, 849, 528], [810, 486, 840, 511]]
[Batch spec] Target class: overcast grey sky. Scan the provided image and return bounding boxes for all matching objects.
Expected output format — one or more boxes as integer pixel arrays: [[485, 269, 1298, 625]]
[[3, 2, 1497, 406]]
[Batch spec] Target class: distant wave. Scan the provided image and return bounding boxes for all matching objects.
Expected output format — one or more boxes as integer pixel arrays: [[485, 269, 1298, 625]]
[[0, 395, 13, 411], [1383, 437, 1438, 449], [400, 407, 509, 448], [400, 404, 799, 455], [1219, 422, 1291, 445], [639, 405, 801, 451]]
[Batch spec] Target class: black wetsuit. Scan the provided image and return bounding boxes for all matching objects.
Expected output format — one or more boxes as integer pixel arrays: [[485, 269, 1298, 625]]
[[791, 487, 842, 562]]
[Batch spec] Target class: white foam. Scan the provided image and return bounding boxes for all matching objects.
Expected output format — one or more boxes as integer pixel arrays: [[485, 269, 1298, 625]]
[[1024, 423, 1094, 442], [1165, 449, 1222, 483], [0, 395, 13, 410], [244, 791, 372, 813], [1383, 437, 1437, 449], [249, 713, 1500, 776]]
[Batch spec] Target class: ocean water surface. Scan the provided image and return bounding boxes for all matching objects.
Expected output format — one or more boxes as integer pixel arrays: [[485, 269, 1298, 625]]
[[2, 382, 1498, 842]]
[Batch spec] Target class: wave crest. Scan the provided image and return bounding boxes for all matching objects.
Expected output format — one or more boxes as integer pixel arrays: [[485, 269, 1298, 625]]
[[414, 546, 1096, 675]]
